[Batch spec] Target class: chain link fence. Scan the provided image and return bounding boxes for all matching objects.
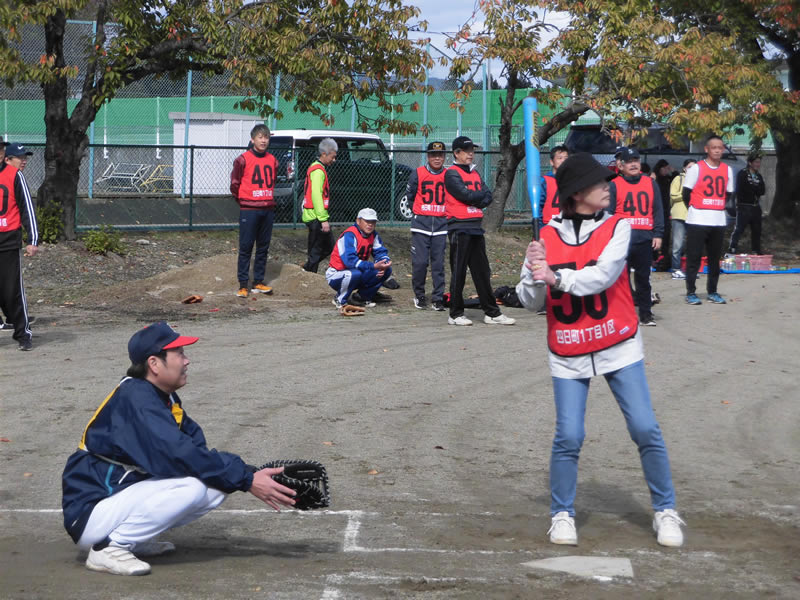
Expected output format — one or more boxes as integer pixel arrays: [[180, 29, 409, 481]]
[[11, 144, 544, 230]]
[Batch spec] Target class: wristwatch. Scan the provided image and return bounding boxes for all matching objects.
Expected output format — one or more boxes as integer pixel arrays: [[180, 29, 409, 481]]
[[552, 270, 563, 290]]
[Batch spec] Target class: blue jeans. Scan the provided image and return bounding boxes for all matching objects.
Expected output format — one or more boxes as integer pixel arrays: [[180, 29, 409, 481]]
[[671, 219, 686, 271], [238, 209, 275, 286], [550, 360, 676, 516]]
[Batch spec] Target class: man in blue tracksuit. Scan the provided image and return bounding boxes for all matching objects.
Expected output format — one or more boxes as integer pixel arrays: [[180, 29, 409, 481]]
[[61, 322, 298, 576], [325, 207, 392, 309]]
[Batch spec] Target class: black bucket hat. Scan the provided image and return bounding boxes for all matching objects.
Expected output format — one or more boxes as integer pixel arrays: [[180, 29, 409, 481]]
[[555, 152, 617, 203]]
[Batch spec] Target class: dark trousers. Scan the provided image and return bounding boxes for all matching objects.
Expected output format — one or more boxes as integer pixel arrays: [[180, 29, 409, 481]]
[[303, 219, 334, 273], [411, 231, 447, 302], [448, 231, 500, 319], [729, 204, 762, 254], [0, 248, 32, 342], [627, 239, 654, 319], [685, 224, 725, 295], [238, 209, 275, 286]]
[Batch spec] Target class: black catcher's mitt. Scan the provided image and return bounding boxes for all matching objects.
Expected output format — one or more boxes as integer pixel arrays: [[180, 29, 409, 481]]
[[252, 460, 330, 510]]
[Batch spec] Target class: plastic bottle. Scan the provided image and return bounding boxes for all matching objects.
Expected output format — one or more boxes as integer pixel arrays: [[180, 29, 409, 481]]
[[743, 258, 751, 271]]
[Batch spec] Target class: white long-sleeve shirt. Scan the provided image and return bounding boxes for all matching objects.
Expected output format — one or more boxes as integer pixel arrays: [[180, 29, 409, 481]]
[[516, 212, 644, 379]]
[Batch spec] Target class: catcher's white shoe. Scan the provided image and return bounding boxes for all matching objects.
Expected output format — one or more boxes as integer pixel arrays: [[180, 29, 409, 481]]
[[548, 511, 578, 545], [653, 509, 685, 547], [132, 539, 176, 557], [86, 544, 151, 576], [448, 316, 473, 326]]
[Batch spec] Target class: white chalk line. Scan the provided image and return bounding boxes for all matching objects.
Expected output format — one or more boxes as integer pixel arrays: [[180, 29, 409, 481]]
[[0, 508, 510, 517]]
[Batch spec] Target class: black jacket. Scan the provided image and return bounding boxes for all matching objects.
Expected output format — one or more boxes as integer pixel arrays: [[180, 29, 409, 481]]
[[735, 169, 765, 206], [444, 163, 492, 232]]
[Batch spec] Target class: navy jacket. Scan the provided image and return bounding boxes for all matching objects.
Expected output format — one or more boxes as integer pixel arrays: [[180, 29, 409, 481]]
[[61, 377, 254, 543]]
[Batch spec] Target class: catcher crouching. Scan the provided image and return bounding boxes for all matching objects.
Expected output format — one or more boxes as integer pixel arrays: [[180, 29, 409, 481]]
[[61, 322, 328, 576]]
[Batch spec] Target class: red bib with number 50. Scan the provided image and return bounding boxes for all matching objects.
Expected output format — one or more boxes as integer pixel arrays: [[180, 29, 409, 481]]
[[541, 216, 639, 357], [412, 166, 446, 216], [444, 166, 484, 220]]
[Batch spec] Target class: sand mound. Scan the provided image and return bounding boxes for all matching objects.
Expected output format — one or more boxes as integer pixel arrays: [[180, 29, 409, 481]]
[[79, 253, 334, 315]]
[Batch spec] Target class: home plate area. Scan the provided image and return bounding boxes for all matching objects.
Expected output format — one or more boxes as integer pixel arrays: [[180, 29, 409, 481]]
[[314, 509, 649, 597]]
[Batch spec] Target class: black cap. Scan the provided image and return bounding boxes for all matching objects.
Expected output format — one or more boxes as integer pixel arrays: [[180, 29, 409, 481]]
[[452, 136, 476, 152], [5, 143, 32, 157], [618, 147, 640, 161], [555, 153, 617, 203], [426, 141, 446, 153]]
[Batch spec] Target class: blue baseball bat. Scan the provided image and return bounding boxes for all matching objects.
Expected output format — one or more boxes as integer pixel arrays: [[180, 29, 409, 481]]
[[523, 96, 541, 238], [523, 96, 545, 287]]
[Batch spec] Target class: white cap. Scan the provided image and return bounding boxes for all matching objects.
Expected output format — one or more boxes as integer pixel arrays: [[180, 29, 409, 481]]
[[357, 207, 378, 221]]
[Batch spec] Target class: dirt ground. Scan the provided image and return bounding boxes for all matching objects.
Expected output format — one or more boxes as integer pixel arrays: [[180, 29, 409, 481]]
[[1, 227, 799, 599]]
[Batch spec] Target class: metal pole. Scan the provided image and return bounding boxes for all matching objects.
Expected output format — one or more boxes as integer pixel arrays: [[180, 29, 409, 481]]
[[181, 62, 193, 199], [482, 63, 489, 183], [273, 73, 281, 130], [422, 43, 430, 158], [155, 96, 161, 160], [351, 102, 356, 131], [456, 81, 462, 137], [390, 95, 395, 152], [188, 146, 194, 230], [87, 20, 98, 198]]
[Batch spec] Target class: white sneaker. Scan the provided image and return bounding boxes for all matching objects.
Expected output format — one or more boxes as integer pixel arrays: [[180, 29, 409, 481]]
[[548, 511, 578, 545], [653, 509, 686, 547], [132, 539, 175, 557], [671, 270, 686, 280], [484, 314, 516, 325], [448, 316, 473, 326], [332, 298, 343, 309], [86, 544, 151, 576]]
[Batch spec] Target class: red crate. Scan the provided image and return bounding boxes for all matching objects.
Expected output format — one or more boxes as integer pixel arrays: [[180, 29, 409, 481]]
[[681, 256, 707, 272]]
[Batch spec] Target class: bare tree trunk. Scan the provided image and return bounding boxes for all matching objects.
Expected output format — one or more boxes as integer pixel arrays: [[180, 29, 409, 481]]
[[770, 128, 800, 222], [483, 78, 524, 233], [38, 9, 96, 240], [768, 52, 800, 223]]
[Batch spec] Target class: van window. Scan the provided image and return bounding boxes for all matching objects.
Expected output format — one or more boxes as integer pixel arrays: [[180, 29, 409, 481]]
[[269, 136, 293, 148], [347, 139, 388, 163]]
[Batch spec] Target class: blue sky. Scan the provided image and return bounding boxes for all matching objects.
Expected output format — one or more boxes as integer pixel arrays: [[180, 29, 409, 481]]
[[403, 1, 569, 81]]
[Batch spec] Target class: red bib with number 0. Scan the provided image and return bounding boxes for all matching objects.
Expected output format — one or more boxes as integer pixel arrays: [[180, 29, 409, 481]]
[[541, 216, 639, 357]]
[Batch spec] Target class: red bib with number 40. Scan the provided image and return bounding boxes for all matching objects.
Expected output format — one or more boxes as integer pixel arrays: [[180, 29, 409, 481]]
[[541, 216, 639, 357], [613, 176, 655, 230]]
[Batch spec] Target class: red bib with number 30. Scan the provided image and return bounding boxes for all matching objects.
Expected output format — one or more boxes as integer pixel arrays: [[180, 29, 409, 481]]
[[689, 160, 728, 212], [541, 216, 639, 357]]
